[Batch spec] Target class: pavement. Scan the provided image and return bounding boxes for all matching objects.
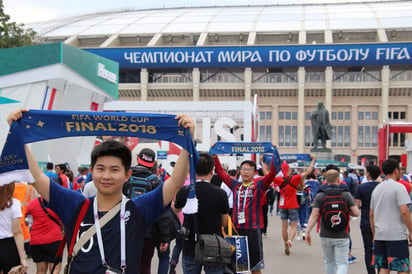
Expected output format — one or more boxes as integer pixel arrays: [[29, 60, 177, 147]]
[[26, 213, 367, 273]]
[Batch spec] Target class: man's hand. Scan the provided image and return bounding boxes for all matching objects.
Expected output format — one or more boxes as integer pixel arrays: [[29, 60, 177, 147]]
[[7, 109, 28, 126], [310, 154, 315, 161], [176, 114, 195, 140], [159, 242, 169, 252], [305, 232, 312, 246]]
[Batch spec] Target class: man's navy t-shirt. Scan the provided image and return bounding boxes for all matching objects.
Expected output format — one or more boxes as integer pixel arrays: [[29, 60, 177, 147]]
[[354, 181, 380, 227], [48, 179, 166, 273]]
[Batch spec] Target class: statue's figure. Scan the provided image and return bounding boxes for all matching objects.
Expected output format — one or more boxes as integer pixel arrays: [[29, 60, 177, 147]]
[[311, 102, 332, 149]]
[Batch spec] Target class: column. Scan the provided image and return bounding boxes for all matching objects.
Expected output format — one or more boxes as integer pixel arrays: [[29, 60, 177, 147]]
[[325, 67, 333, 148], [381, 66, 390, 123], [140, 68, 148, 101], [351, 105, 358, 163], [192, 68, 200, 101], [297, 67, 305, 153], [244, 67, 252, 101]]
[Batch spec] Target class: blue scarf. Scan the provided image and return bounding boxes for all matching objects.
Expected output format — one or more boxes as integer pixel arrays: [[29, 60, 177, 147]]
[[209, 141, 281, 174], [0, 110, 200, 211]]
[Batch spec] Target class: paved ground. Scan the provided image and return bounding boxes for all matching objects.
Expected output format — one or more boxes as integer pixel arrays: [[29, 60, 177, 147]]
[[26, 212, 367, 273]]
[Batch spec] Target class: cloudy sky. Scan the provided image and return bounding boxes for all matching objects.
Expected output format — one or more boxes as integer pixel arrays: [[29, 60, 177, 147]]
[[4, 0, 386, 24]]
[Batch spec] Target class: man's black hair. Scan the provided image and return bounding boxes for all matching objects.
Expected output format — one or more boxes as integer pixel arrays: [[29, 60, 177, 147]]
[[366, 164, 381, 180], [228, 169, 238, 177], [46, 162, 54, 170], [91, 140, 131, 172], [381, 158, 399, 176], [196, 152, 214, 176], [240, 160, 257, 171], [325, 164, 339, 172]]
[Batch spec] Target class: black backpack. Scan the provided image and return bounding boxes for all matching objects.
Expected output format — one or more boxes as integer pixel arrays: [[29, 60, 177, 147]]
[[123, 174, 159, 198], [317, 188, 350, 234]]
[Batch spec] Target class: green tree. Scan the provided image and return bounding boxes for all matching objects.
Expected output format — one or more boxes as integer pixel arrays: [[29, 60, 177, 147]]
[[0, 3, 36, 48]]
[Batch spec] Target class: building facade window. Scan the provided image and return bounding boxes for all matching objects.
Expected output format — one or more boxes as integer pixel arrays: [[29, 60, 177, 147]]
[[279, 111, 297, 120], [259, 125, 272, 142], [259, 111, 272, 120], [331, 126, 350, 147], [387, 111, 407, 147], [279, 125, 297, 147], [332, 111, 351, 120], [358, 126, 378, 147], [358, 111, 378, 120]]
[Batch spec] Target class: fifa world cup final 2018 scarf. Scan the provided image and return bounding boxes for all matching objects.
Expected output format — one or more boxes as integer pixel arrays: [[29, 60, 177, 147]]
[[0, 110, 200, 212], [209, 141, 282, 174]]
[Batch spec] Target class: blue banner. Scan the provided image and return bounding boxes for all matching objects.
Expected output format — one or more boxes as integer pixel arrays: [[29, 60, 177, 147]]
[[264, 153, 311, 165], [209, 142, 274, 155], [209, 142, 281, 174], [0, 110, 199, 196], [86, 42, 412, 69]]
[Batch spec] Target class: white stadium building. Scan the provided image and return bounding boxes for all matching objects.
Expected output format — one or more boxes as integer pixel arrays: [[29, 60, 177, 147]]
[[25, 0, 412, 165]]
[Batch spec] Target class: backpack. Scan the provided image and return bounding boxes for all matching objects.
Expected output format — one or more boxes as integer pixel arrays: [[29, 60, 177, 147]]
[[279, 176, 295, 190], [317, 188, 350, 234], [123, 174, 159, 198]]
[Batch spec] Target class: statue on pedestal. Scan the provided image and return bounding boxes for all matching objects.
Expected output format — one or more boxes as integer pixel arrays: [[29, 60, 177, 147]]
[[311, 102, 332, 150]]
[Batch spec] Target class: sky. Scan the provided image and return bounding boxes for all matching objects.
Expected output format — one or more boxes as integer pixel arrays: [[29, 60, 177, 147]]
[[4, 0, 388, 24]]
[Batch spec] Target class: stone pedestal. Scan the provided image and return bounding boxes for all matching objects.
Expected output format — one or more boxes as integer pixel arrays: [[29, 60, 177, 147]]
[[310, 148, 333, 161]]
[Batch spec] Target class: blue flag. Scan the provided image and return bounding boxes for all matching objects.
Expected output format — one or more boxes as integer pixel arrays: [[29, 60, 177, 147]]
[[209, 141, 281, 175], [209, 142, 274, 154], [0, 110, 199, 201]]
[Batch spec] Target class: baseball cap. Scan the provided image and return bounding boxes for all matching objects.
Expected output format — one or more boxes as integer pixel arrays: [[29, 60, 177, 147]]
[[281, 161, 289, 175], [137, 148, 156, 168], [76, 175, 87, 184]]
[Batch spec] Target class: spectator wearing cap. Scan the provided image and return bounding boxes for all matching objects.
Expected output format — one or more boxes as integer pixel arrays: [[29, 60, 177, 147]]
[[125, 148, 173, 274], [74, 167, 89, 193]]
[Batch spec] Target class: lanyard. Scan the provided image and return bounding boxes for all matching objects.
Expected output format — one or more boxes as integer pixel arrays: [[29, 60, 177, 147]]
[[93, 196, 127, 273], [237, 184, 250, 213]]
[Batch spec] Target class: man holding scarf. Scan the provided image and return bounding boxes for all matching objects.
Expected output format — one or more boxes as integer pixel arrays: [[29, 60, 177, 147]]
[[5, 109, 195, 274]]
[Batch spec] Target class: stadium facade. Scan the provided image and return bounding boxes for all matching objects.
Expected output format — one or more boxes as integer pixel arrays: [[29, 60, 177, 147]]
[[26, 0, 412, 165]]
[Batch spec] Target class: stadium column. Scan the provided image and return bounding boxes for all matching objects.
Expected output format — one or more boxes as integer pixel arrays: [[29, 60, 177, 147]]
[[244, 67, 252, 100], [141, 68, 148, 101], [297, 67, 305, 153], [381, 65, 390, 123], [193, 68, 200, 101], [325, 66, 333, 149], [351, 105, 358, 163]]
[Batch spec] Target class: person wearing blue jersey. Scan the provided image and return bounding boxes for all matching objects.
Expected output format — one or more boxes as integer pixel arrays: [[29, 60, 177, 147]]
[[7, 109, 195, 274]]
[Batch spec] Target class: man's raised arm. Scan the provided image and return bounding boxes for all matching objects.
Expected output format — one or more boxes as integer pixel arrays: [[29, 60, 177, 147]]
[[7, 109, 51, 201], [162, 114, 194, 206]]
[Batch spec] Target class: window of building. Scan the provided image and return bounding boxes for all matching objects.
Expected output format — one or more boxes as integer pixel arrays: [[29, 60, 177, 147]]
[[359, 111, 378, 120], [279, 125, 297, 147], [259, 125, 272, 142], [260, 111, 272, 120], [305, 112, 311, 120], [358, 126, 378, 147], [305, 126, 311, 146], [332, 111, 350, 120], [331, 126, 350, 147], [279, 111, 297, 120]]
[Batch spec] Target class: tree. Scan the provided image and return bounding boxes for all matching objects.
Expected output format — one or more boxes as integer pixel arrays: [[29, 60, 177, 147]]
[[0, 3, 36, 48]]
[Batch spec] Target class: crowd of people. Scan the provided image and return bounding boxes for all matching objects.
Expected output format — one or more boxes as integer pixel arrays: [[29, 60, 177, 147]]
[[1, 108, 412, 274]]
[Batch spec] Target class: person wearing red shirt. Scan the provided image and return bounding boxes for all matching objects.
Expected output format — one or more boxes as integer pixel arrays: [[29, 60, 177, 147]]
[[55, 164, 69, 189], [26, 197, 63, 274], [273, 155, 315, 255]]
